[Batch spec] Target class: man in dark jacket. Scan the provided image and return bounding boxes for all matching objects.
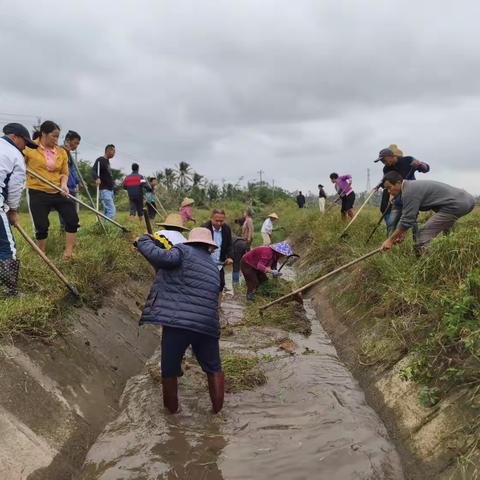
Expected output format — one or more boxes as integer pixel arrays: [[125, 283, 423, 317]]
[[92, 144, 116, 219], [375, 146, 430, 236], [202, 209, 234, 297], [122, 163, 149, 222], [296, 191, 306, 208], [135, 227, 224, 414]]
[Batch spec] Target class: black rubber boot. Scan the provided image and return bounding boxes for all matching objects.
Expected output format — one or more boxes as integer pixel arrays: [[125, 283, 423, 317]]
[[207, 372, 225, 414], [162, 377, 179, 414], [0, 259, 20, 296]]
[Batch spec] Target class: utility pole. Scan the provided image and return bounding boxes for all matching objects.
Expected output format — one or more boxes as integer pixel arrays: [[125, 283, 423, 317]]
[[257, 169, 264, 185], [366, 168, 371, 192], [272, 179, 275, 202]]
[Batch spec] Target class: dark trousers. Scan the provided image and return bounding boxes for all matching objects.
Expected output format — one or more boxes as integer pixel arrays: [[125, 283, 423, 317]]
[[129, 197, 144, 216], [28, 189, 79, 240], [0, 210, 16, 260], [146, 201, 157, 219], [161, 326, 221, 378], [240, 260, 268, 294]]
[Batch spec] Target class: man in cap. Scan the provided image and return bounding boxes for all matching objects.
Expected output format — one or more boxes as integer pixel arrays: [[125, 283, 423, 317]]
[[381, 172, 475, 254], [0, 123, 37, 295], [375, 146, 430, 236]]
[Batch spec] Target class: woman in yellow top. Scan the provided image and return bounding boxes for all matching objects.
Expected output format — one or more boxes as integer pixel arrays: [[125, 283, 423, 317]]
[[24, 121, 79, 259]]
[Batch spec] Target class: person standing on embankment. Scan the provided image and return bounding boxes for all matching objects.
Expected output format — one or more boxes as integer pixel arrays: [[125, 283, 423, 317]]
[[145, 177, 158, 220], [122, 163, 148, 223], [0, 123, 34, 295], [296, 191, 306, 208], [92, 144, 116, 220], [381, 172, 475, 254], [261, 212, 279, 245], [318, 184, 327, 214], [375, 146, 430, 236], [135, 227, 224, 414], [24, 121, 80, 260], [330, 173, 355, 220], [240, 241, 294, 300], [58, 130, 81, 229]]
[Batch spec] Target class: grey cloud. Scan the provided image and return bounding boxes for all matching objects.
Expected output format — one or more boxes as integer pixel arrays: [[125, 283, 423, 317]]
[[1, 0, 480, 194]]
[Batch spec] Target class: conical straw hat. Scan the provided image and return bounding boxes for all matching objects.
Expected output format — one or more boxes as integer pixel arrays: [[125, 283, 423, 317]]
[[268, 212, 279, 219], [181, 197, 195, 207]]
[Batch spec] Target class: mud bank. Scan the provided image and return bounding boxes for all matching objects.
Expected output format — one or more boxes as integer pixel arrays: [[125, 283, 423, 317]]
[[0, 281, 159, 480], [311, 285, 479, 480], [79, 278, 404, 480]]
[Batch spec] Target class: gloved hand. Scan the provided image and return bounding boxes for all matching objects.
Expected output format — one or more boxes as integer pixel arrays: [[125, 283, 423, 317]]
[[271, 269, 281, 278]]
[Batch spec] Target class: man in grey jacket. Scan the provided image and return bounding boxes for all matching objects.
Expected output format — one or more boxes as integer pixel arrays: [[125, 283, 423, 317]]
[[0, 123, 37, 295], [381, 171, 475, 253]]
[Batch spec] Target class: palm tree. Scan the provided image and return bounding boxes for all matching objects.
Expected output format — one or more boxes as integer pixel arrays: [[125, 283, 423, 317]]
[[176, 161, 193, 189], [163, 168, 177, 191], [192, 172, 204, 187]]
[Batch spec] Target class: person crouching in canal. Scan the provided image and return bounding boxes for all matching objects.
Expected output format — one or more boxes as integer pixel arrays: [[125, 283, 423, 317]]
[[135, 227, 224, 414], [240, 241, 294, 301]]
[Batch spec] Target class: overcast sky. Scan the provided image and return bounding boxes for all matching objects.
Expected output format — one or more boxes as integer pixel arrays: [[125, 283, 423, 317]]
[[1, 0, 479, 195]]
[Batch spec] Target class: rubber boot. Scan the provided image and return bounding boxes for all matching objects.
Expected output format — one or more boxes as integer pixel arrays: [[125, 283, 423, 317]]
[[0, 259, 20, 296], [162, 377, 179, 414], [207, 372, 225, 414]]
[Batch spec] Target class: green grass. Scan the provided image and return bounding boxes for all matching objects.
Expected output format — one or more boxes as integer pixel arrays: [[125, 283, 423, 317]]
[[0, 210, 149, 337], [273, 197, 480, 471], [0, 197, 281, 339]]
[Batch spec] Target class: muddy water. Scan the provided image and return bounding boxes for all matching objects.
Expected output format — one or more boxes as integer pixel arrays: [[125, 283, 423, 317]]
[[79, 272, 404, 480]]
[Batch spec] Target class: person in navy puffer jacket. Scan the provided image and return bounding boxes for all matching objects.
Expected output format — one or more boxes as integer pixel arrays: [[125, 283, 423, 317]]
[[135, 227, 224, 414]]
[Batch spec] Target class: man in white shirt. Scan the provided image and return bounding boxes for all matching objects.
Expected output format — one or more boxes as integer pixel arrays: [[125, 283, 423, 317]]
[[261, 212, 279, 245], [0, 123, 37, 295]]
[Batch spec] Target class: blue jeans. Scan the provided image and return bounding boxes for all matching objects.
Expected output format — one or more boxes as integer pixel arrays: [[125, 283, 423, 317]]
[[100, 190, 116, 219]]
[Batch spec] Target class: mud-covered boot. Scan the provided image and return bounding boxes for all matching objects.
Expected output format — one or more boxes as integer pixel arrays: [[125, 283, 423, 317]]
[[207, 372, 225, 414], [0, 259, 20, 296], [162, 377, 179, 414]]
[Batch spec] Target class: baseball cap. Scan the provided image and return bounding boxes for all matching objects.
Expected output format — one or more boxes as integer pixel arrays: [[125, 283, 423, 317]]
[[374, 148, 395, 163], [2, 123, 38, 149]]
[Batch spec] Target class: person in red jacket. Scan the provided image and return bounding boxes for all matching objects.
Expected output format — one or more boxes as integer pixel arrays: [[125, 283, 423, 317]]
[[122, 163, 148, 222], [240, 241, 293, 300]]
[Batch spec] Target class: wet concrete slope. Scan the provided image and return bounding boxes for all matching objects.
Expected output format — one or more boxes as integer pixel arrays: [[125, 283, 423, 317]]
[[0, 282, 159, 480]]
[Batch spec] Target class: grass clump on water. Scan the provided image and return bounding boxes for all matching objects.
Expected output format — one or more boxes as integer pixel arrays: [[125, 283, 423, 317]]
[[222, 352, 267, 393], [242, 279, 312, 336]]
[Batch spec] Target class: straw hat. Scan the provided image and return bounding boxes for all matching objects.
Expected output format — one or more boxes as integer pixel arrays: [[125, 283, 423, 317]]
[[183, 227, 218, 249], [156, 213, 190, 231], [181, 197, 195, 208], [268, 212, 279, 220], [388, 144, 404, 157]]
